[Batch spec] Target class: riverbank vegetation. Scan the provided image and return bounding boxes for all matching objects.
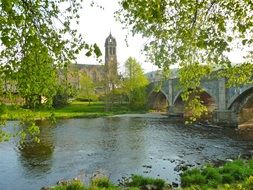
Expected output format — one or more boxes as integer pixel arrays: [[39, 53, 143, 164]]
[[48, 175, 167, 190], [46, 159, 253, 190], [181, 159, 253, 189]]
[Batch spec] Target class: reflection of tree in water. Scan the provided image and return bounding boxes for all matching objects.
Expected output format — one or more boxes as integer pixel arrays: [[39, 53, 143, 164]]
[[17, 120, 55, 176]]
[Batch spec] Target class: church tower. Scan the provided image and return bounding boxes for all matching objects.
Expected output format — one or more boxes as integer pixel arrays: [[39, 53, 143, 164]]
[[105, 33, 118, 77]]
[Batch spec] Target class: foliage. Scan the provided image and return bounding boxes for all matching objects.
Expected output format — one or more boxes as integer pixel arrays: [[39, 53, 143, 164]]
[[50, 179, 85, 190], [78, 72, 96, 104], [50, 175, 165, 190], [17, 42, 57, 109], [0, 0, 102, 141], [53, 84, 76, 108], [117, 0, 253, 120], [122, 57, 149, 110], [181, 159, 253, 189], [0, 0, 101, 103], [219, 63, 253, 87], [0, 0, 101, 67], [126, 175, 165, 190], [18, 117, 41, 143], [0, 104, 10, 141], [91, 177, 115, 188]]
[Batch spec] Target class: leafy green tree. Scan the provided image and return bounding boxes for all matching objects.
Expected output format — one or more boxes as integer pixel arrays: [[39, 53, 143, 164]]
[[0, 0, 101, 102], [117, 0, 253, 119], [17, 40, 57, 109], [123, 57, 149, 110], [78, 72, 96, 104]]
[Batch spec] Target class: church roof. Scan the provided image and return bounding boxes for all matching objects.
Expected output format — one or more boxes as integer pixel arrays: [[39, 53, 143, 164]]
[[73, 64, 103, 69], [105, 33, 117, 46]]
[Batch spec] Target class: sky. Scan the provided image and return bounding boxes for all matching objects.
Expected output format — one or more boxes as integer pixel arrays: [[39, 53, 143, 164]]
[[76, 1, 246, 73], [76, 0, 157, 73]]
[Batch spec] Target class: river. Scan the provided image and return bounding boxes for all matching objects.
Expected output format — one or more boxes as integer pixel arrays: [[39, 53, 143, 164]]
[[1, 115, 253, 190]]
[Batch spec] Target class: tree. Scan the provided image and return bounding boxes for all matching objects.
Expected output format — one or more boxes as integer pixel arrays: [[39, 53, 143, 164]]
[[78, 72, 96, 104], [0, 0, 102, 142], [0, 0, 101, 103], [17, 40, 57, 109], [123, 57, 149, 110], [117, 0, 253, 120]]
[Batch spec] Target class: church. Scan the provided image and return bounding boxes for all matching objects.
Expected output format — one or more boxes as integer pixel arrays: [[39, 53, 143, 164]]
[[67, 33, 118, 91]]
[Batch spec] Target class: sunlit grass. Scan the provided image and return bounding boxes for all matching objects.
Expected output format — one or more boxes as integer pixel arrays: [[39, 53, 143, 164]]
[[4, 101, 142, 120]]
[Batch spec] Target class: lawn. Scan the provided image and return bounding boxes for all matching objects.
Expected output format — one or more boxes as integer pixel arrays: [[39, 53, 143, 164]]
[[3, 101, 143, 120]]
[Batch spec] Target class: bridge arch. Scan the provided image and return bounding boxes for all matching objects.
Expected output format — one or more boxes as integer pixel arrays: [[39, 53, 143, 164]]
[[227, 85, 253, 109], [173, 87, 217, 106], [147, 90, 169, 112], [228, 86, 253, 125], [172, 88, 217, 118]]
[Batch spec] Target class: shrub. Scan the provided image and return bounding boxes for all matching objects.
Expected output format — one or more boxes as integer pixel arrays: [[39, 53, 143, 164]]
[[245, 176, 253, 190], [182, 160, 253, 189], [66, 180, 85, 190], [220, 160, 246, 181], [53, 85, 76, 108], [92, 177, 114, 188], [202, 166, 222, 183], [50, 180, 85, 190], [128, 175, 165, 190], [222, 174, 235, 184], [181, 169, 206, 187], [207, 179, 219, 188]]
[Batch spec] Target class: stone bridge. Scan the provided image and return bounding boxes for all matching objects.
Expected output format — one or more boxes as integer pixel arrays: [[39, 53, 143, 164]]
[[147, 77, 253, 127]]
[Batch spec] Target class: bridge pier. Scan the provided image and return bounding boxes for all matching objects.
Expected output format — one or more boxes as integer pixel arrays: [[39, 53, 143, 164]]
[[213, 110, 237, 127]]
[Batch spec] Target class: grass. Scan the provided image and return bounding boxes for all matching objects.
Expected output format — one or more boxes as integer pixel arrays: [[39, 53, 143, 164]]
[[49, 176, 165, 190], [2, 101, 146, 120], [127, 175, 165, 190], [44, 160, 253, 190], [181, 159, 253, 189]]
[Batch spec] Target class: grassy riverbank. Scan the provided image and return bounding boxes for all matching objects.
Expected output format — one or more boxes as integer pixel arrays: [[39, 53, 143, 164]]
[[46, 159, 253, 190], [181, 159, 253, 189], [48, 175, 167, 190], [3, 101, 146, 120]]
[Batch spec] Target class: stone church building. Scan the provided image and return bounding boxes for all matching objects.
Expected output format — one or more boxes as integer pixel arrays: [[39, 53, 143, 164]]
[[67, 33, 118, 91]]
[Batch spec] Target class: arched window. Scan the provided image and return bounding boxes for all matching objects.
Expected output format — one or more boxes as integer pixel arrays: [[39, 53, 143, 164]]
[[110, 47, 113, 54], [113, 48, 116, 55]]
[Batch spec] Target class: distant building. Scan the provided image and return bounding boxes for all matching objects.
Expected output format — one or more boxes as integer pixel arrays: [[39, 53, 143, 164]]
[[67, 33, 118, 92]]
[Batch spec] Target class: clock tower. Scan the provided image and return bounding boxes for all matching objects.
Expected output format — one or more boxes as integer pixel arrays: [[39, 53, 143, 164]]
[[105, 33, 118, 77]]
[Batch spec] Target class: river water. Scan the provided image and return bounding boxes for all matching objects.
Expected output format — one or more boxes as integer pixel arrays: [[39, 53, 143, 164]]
[[1, 115, 253, 190]]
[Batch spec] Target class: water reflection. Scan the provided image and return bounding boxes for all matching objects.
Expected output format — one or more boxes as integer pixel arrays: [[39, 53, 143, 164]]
[[17, 120, 55, 177]]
